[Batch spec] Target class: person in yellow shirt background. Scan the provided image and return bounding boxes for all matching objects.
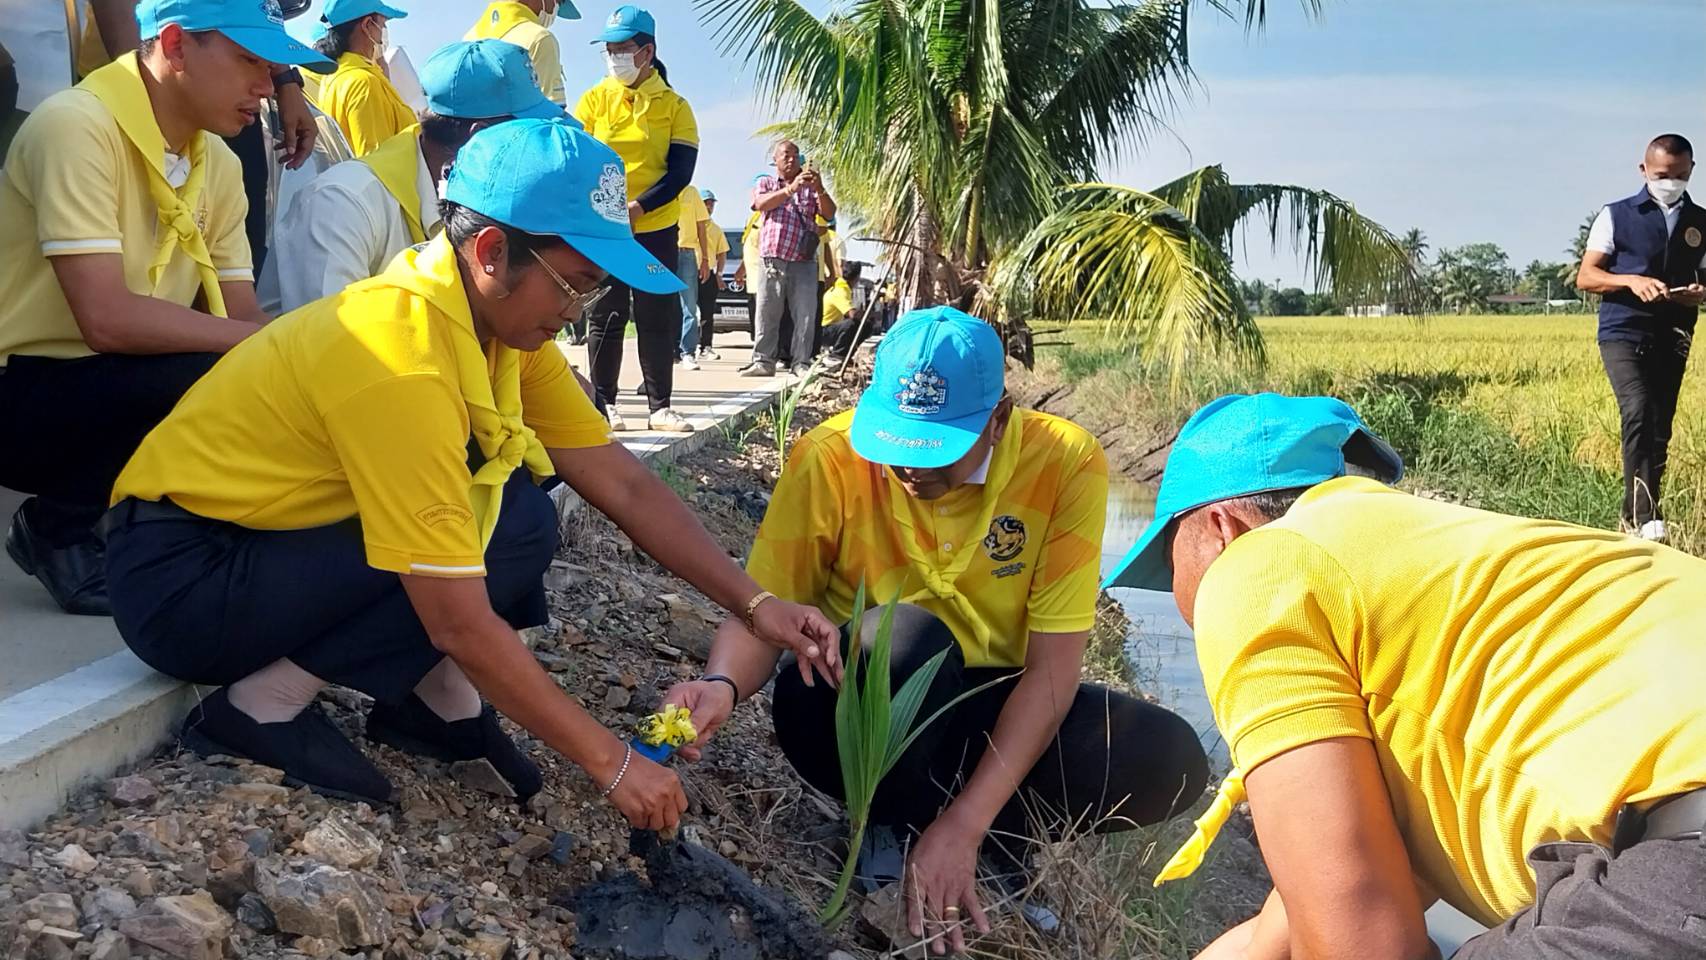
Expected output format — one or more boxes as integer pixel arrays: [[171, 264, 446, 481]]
[[103, 118, 839, 821], [1105, 393, 1706, 960], [0, 0, 327, 616], [819, 260, 869, 364], [691, 187, 727, 362], [573, 4, 698, 434], [663, 307, 1209, 950], [311, 0, 412, 156], [673, 183, 710, 370], [465, 0, 575, 107]]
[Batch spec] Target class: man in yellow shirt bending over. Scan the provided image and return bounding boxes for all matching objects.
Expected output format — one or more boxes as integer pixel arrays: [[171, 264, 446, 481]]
[[0, 0, 327, 616], [663, 307, 1209, 950], [1104, 393, 1706, 960]]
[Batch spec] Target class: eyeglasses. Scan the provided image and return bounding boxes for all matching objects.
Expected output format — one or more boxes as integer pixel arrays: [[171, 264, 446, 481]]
[[530, 249, 609, 319]]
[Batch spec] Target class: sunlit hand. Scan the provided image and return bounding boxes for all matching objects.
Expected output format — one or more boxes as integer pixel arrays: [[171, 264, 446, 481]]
[[698, 259, 710, 283], [273, 82, 319, 170], [660, 679, 735, 762], [601, 749, 687, 831], [628, 200, 644, 226], [905, 814, 991, 955], [748, 596, 842, 686], [1627, 275, 1671, 303]]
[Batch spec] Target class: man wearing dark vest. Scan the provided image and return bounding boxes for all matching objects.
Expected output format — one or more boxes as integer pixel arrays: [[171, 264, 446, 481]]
[[1577, 134, 1706, 543]]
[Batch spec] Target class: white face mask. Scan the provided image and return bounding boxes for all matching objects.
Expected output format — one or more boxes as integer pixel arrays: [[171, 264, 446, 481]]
[[538, 3, 556, 27], [367, 19, 388, 55], [1647, 177, 1689, 207], [605, 51, 641, 85]]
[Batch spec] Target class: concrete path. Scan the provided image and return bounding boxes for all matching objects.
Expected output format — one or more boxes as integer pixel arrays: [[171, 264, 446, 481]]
[[0, 331, 790, 830]]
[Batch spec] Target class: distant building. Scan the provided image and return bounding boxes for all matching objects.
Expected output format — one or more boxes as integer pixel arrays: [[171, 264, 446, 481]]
[[1345, 303, 1398, 317]]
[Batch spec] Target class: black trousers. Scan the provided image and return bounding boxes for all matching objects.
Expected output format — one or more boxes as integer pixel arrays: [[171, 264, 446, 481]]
[[105, 470, 556, 704], [1600, 335, 1692, 527], [0, 352, 220, 547], [587, 227, 679, 413], [772, 605, 1209, 865], [1456, 837, 1706, 958], [697, 275, 719, 353]]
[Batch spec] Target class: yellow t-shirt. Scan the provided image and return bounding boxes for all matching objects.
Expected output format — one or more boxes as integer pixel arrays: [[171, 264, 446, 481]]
[[747, 408, 1108, 667], [315, 52, 417, 158], [113, 236, 611, 577], [699, 219, 729, 269], [573, 73, 697, 235], [676, 187, 710, 257], [0, 85, 251, 365], [464, 1, 564, 106], [821, 278, 853, 326], [1193, 476, 1706, 925]]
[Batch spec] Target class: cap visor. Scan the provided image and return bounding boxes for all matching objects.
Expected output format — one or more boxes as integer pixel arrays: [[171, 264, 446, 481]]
[[564, 233, 684, 295], [558, 0, 582, 19], [513, 100, 570, 121], [224, 26, 335, 69], [374, 2, 409, 19], [592, 27, 638, 43], [848, 403, 989, 470], [1101, 514, 1175, 592]]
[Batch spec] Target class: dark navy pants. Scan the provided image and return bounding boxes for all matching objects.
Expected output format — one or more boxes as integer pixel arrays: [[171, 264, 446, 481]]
[[105, 471, 558, 704]]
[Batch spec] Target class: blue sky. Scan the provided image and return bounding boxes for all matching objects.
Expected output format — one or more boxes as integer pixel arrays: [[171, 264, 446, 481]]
[[295, 0, 1705, 287]]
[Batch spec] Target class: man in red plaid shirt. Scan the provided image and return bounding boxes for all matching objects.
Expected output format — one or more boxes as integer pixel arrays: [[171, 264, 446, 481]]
[[742, 139, 836, 377]]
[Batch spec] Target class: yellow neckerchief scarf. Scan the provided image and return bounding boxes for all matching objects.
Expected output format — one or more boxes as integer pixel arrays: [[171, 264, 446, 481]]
[[80, 53, 227, 316], [467, 0, 540, 41], [357, 125, 428, 244], [366, 235, 554, 548], [1152, 769, 1246, 885], [882, 412, 1022, 663], [594, 70, 671, 126]]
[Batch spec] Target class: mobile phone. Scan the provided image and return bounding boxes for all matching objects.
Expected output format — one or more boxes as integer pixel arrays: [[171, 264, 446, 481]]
[[1669, 286, 1695, 294]]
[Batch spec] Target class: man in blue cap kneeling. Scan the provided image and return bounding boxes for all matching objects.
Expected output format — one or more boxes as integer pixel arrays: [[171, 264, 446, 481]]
[[663, 306, 1209, 951], [1109, 394, 1706, 960]]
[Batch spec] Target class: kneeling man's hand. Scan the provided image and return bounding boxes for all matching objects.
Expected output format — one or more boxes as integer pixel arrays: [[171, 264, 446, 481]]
[[660, 678, 736, 762], [906, 814, 992, 955], [750, 598, 844, 686]]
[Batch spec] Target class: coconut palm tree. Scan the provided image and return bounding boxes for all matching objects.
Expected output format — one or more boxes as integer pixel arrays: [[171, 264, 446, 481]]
[[1400, 228, 1430, 267], [698, 0, 1420, 370]]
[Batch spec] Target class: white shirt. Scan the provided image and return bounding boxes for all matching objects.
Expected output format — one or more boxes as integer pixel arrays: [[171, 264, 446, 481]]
[[1586, 196, 1706, 268], [267, 144, 439, 313]]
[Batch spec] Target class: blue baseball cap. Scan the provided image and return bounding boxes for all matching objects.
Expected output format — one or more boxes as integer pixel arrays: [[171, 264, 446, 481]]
[[1103, 393, 1404, 592], [319, 0, 406, 28], [699, 188, 716, 201], [445, 119, 684, 295], [420, 40, 573, 122], [849, 307, 1005, 469], [136, 0, 332, 68], [592, 4, 655, 43]]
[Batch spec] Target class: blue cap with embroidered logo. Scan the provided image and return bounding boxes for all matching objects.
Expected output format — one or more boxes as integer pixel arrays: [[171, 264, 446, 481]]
[[319, 0, 406, 28], [849, 306, 1005, 470], [445, 119, 684, 295], [1102, 393, 1405, 593], [592, 4, 654, 43], [136, 0, 333, 69], [420, 40, 573, 123]]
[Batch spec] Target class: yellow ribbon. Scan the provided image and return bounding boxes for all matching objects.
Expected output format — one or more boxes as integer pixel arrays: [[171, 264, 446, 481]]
[[466, 0, 540, 41], [366, 235, 554, 548], [79, 53, 227, 317], [1152, 768, 1246, 886], [357, 125, 428, 244]]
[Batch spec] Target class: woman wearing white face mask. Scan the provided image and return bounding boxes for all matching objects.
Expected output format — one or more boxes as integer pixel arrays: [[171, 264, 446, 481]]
[[311, 0, 412, 157], [465, 0, 578, 107], [572, 4, 700, 434]]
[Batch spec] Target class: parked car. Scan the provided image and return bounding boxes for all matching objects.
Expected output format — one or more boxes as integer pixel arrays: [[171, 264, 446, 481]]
[[710, 228, 753, 335]]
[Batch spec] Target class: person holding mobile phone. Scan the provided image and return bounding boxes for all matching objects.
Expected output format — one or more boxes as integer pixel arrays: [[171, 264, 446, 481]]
[[1576, 133, 1706, 543]]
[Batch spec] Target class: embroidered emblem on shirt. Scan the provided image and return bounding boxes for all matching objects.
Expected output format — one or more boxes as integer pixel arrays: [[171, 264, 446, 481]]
[[416, 503, 474, 527], [992, 561, 1025, 579], [984, 515, 1026, 562], [1687, 226, 1703, 249], [590, 163, 628, 225], [491, 9, 500, 22], [261, 0, 284, 26], [895, 365, 948, 415]]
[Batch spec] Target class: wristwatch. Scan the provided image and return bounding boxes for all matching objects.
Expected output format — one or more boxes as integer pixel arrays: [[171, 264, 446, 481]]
[[272, 68, 304, 87]]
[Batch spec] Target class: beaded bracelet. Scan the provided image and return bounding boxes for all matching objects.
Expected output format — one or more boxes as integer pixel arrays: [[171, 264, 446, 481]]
[[599, 741, 633, 798]]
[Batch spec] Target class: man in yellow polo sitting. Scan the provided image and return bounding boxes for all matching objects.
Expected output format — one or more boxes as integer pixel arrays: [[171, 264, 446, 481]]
[[0, 0, 328, 616], [664, 307, 1209, 950]]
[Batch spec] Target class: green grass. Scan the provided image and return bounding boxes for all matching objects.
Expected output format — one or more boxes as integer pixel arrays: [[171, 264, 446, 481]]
[[1036, 315, 1705, 554]]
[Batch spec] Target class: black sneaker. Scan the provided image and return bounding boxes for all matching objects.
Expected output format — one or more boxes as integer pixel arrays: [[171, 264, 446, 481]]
[[367, 695, 542, 801], [5, 509, 110, 616], [180, 687, 393, 805]]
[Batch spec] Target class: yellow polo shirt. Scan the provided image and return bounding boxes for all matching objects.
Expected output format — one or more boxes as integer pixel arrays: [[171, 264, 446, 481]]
[[676, 187, 710, 258], [701, 219, 729, 269], [316, 52, 416, 158], [114, 236, 610, 577], [0, 84, 251, 365], [821, 278, 853, 325], [464, 1, 565, 106], [747, 408, 1108, 667], [1193, 476, 1706, 925], [573, 73, 697, 235]]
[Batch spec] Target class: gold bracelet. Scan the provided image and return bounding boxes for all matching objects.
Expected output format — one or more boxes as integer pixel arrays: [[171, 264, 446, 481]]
[[742, 590, 776, 632]]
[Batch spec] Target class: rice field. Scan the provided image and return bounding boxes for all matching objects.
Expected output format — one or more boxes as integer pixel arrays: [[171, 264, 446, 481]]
[[1036, 314, 1706, 555]]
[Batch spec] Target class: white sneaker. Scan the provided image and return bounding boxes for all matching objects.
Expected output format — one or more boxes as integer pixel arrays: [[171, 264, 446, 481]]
[[647, 407, 695, 433], [1637, 519, 1668, 543], [679, 353, 701, 371], [606, 406, 629, 432], [697, 346, 720, 361]]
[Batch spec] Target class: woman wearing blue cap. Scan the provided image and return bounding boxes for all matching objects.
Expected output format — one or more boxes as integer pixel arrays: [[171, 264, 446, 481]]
[[312, 0, 412, 156], [101, 120, 839, 828]]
